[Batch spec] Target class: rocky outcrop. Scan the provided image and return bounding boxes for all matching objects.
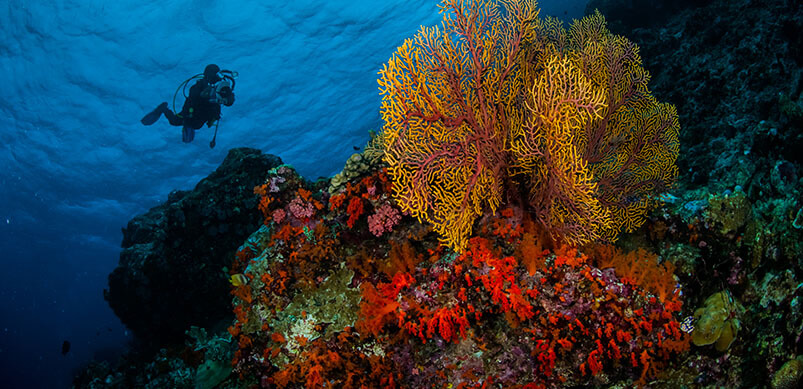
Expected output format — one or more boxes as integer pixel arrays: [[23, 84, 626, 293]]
[[585, 0, 713, 30], [586, 0, 803, 189], [105, 148, 282, 345]]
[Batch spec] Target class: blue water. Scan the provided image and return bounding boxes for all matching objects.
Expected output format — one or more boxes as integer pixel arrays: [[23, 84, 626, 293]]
[[0, 0, 586, 387]]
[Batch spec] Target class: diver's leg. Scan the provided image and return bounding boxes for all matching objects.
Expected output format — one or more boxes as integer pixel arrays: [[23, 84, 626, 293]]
[[140, 102, 169, 125], [161, 105, 184, 126]]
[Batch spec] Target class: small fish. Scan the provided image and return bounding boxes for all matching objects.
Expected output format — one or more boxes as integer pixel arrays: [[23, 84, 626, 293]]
[[353, 146, 361, 151], [680, 316, 695, 333], [229, 273, 248, 287], [61, 340, 71, 355]]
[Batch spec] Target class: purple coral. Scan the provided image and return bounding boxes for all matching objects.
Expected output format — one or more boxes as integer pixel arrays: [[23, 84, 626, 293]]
[[268, 175, 286, 193]]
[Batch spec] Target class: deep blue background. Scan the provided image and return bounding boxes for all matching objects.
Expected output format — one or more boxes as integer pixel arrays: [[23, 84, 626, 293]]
[[0, 1, 586, 387]]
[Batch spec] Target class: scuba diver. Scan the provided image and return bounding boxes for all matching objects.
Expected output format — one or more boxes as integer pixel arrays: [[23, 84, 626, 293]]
[[141, 64, 237, 148]]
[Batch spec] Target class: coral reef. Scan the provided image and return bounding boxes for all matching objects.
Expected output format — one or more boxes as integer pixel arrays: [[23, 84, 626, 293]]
[[226, 167, 689, 387]]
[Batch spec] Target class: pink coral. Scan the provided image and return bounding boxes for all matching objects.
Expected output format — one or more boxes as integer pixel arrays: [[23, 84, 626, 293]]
[[272, 208, 286, 224], [288, 197, 315, 220], [368, 204, 401, 237]]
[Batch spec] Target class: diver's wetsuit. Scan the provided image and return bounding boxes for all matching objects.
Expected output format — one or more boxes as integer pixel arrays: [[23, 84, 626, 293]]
[[171, 78, 222, 130]]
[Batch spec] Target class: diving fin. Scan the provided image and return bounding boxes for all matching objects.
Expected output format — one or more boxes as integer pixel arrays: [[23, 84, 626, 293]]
[[140, 102, 168, 125]]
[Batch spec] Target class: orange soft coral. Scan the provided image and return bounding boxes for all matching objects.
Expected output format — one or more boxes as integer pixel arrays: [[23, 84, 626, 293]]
[[588, 244, 678, 304]]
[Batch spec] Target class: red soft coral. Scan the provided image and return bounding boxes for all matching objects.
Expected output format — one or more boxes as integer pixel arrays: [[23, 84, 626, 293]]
[[346, 197, 364, 228], [426, 306, 469, 343], [356, 282, 400, 337]]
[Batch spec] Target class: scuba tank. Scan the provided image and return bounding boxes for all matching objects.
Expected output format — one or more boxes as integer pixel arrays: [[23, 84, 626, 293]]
[[173, 69, 238, 112]]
